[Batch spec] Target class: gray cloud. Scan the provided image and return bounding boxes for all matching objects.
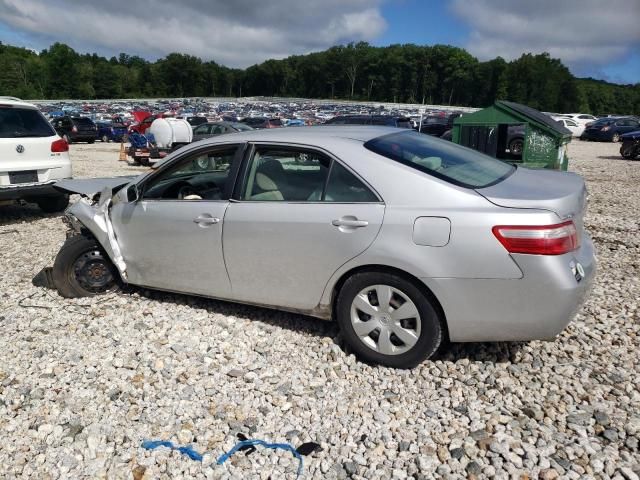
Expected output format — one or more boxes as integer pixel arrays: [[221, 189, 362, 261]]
[[451, 0, 640, 76], [0, 0, 386, 67]]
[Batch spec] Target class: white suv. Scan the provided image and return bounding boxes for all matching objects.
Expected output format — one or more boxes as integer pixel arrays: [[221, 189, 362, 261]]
[[0, 97, 72, 212]]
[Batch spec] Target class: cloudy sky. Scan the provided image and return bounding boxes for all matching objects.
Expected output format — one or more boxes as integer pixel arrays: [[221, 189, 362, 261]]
[[0, 0, 638, 84]]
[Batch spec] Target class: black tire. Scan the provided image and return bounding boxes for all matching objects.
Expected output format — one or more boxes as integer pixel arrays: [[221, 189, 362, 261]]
[[620, 141, 639, 160], [509, 138, 524, 155], [52, 234, 120, 298], [88, 139, 95, 144], [101, 135, 109, 143], [37, 194, 69, 213], [336, 271, 444, 368], [612, 133, 620, 142]]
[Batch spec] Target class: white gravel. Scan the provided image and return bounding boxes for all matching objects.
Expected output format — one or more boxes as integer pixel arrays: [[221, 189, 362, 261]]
[[1, 139, 638, 479]]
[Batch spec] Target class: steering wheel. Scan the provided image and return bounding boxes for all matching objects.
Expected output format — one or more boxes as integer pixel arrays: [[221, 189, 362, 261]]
[[177, 184, 199, 199]]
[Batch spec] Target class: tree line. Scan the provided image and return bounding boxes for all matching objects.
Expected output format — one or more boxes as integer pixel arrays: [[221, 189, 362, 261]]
[[1, 41, 638, 115]]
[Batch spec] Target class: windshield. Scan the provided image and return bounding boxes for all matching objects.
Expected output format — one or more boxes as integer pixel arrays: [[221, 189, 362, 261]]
[[364, 130, 515, 189], [0, 107, 56, 138]]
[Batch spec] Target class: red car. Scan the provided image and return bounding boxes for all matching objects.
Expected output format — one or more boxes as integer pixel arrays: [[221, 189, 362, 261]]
[[128, 111, 155, 135]]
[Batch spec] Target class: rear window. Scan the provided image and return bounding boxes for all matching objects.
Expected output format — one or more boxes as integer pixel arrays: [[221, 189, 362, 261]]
[[0, 106, 56, 138], [364, 130, 515, 189], [425, 116, 442, 124], [73, 117, 95, 126]]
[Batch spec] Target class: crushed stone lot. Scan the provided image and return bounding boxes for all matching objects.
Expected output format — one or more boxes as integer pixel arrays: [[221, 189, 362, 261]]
[[1, 140, 639, 479]]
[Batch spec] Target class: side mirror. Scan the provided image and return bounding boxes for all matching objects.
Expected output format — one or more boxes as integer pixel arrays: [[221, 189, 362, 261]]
[[127, 184, 140, 202]]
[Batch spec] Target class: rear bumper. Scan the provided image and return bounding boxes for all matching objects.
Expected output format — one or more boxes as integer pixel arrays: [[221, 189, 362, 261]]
[[0, 180, 69, 201], [426, 234, 596, 342]]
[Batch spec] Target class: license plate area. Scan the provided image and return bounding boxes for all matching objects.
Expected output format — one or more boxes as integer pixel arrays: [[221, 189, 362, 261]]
[[9, 170, 39, 184]]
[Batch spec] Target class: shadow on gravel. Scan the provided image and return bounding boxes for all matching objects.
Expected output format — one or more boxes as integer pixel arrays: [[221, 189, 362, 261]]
[[434, 340, 526, 364], [0, 203, 63, 226], [130, 286, 339, 339], [596, 155, 628, 161]]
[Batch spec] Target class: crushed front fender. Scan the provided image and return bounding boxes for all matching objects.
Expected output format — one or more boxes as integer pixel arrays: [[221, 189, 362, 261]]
[[66, 186, 127, 280]]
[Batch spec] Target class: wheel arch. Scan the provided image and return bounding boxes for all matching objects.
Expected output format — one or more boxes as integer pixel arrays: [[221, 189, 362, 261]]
[[328, 264, 450, 341]]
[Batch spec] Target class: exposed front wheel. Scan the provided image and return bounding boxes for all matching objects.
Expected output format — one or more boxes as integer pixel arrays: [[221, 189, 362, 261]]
[[336, 272, 444, 368], [101, 135, 109, 143], [37, 194, 69, 213], [53, 234, 120, 298], [612, 133, 620, 142]]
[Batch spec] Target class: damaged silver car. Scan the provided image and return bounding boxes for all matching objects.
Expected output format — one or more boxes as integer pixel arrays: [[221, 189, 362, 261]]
[[50, 127, 596, 368]]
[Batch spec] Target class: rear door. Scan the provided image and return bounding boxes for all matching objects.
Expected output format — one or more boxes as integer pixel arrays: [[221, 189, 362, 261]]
[[222, 143, 385, 310]]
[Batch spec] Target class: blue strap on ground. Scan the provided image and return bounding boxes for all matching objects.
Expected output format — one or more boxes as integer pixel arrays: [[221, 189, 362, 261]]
[[142, 438, 304, 477], [141, 440, 204, 461], [216, 439, 304, 478]]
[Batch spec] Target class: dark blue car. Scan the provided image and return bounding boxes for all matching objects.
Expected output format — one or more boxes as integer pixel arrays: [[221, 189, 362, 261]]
[[96, 121, 127, 143], [581, 116, 640, 142]]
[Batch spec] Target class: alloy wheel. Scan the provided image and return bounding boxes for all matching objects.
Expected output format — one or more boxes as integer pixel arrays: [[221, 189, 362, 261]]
[[350, 284, 421, 355]]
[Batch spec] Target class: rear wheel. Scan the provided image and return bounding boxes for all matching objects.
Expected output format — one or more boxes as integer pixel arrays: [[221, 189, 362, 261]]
[[509, 138, 524, 155], [36, 194, 69, 213], [101, 134, 109, 143], [336, 271, 443, 368], [612, 133, 620, 142], [53, 234, 120, 298], [88, 139, 95, 144]]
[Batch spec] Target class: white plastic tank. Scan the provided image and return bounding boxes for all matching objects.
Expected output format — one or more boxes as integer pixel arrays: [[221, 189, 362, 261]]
[[148, 118, 193, 148]]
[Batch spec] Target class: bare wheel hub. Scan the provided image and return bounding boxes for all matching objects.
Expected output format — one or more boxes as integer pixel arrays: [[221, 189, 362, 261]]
[[72, 249, 115, 293]]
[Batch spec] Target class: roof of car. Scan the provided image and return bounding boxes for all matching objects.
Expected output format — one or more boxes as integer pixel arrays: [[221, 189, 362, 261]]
[[0, 97, 38, 109], [191, 125, 400, 147]]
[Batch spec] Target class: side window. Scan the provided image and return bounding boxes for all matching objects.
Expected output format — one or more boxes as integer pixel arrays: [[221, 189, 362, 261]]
[[324, 162, 379, 202], [142, 146, 238, 201], [212, 125, 225, 134], [194, 124, 210, 134], [566, 120, 578, 127], [241, 147, 330, 201]]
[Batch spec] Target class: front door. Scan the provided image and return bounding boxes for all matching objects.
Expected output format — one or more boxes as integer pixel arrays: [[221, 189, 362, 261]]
[[223, 144, 385, 310], [111, 144, 242, 297]]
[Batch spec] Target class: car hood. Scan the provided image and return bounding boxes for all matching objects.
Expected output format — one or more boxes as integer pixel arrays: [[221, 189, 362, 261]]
[[54, 176, 137, 196], [621, 130, 640, 140], [132, 110, 152, 123], [476, 167, 586, 220]]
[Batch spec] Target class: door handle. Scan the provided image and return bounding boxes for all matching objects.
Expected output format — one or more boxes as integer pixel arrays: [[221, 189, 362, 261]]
[[194, 215, 220, 225], [332, 218, 369, 228]]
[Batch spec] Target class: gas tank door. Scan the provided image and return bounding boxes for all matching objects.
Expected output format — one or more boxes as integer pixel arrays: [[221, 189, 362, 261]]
[[413, 216, 451, 247]]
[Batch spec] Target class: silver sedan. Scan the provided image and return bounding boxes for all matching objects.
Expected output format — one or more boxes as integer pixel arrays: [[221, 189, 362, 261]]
[[51, 127, 596, 368]]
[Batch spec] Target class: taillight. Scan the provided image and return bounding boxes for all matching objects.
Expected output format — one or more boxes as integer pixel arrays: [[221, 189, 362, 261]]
[[492, 221, 579, 255], [51, 138, 69, 153], [72, 125, 78, 133]]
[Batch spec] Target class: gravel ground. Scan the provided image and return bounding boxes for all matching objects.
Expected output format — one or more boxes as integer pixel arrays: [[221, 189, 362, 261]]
[[0, 139, 638, 480]]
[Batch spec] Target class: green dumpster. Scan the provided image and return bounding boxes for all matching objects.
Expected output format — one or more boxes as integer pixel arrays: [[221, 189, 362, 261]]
[[452, 101, 572, 170]]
